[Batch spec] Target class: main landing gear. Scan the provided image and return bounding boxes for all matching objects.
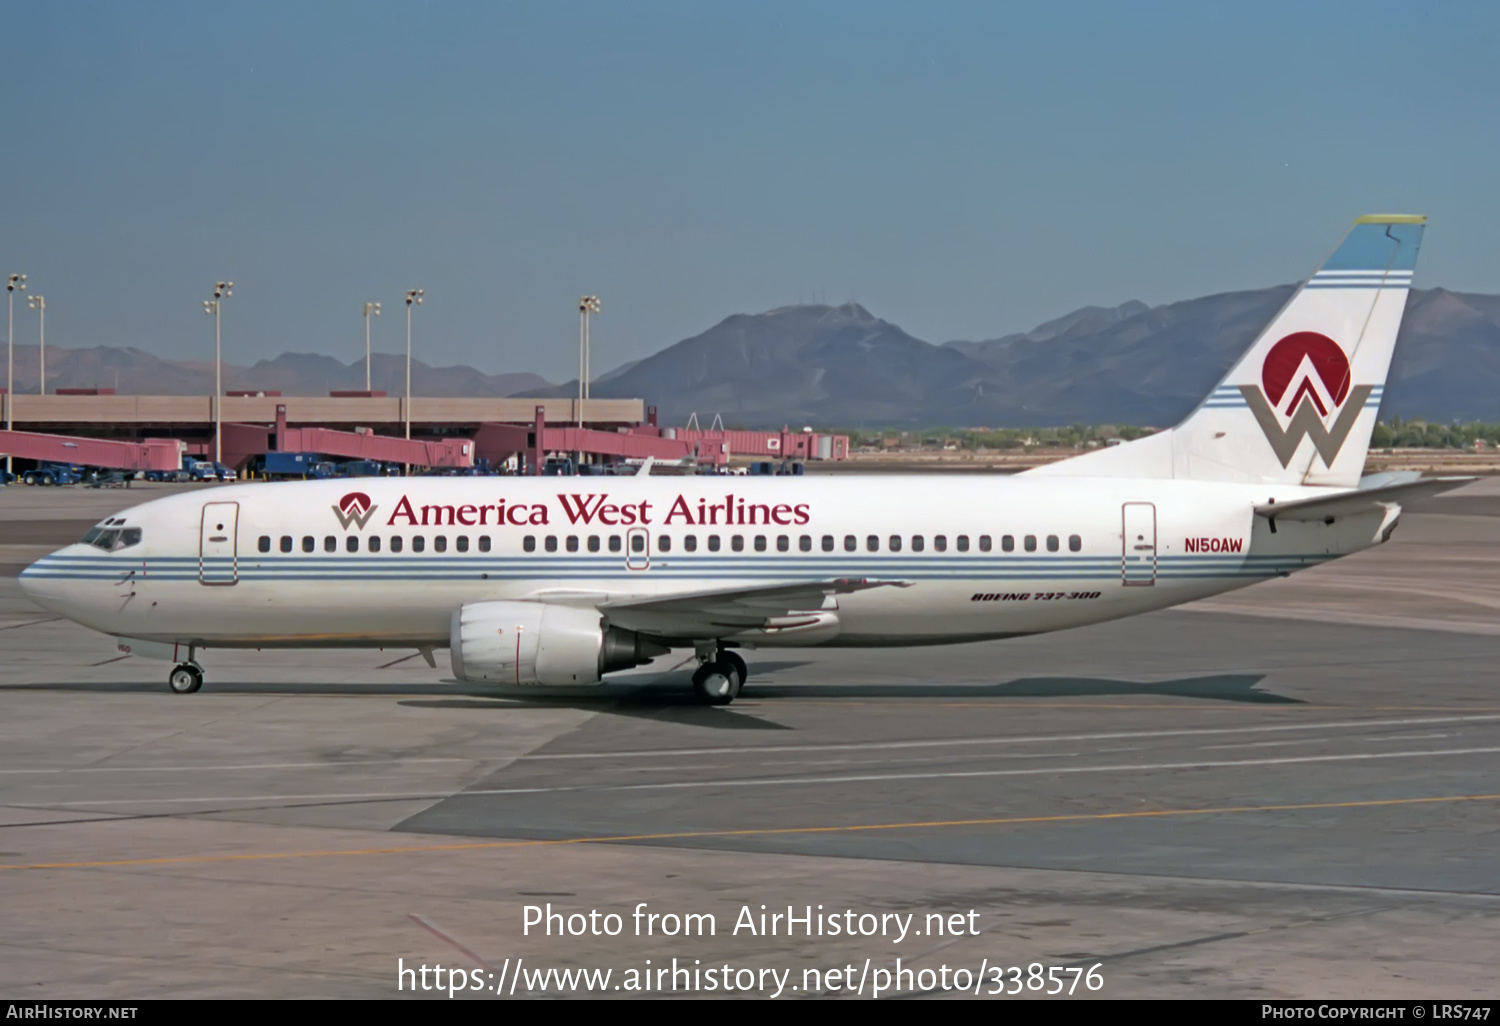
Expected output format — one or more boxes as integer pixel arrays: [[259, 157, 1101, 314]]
[[168, 662, 204, 694], [691, 646, 750, 705]]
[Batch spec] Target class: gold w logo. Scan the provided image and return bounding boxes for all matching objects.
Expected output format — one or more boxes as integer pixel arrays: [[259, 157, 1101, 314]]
[[1241, 384, 1372, 468]]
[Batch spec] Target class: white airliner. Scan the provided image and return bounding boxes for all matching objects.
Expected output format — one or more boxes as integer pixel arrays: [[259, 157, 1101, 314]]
[[19, 215, 1465, 703]]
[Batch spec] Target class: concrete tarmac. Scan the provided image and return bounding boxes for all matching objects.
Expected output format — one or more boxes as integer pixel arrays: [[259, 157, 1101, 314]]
[[0, 478, 1497, 999]]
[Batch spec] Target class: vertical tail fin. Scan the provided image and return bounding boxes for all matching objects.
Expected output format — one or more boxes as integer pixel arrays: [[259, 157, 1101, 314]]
[[1030, 214, 1425, 486]]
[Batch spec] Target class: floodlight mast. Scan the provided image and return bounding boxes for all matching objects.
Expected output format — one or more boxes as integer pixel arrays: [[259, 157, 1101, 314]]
[[362, 301, 381, 392], [6, 273, 27, 474], [577, 295, 600, 467], [26, 294, 45, 395], [203, 281, 233, 467], [404, 289, 423, 441]]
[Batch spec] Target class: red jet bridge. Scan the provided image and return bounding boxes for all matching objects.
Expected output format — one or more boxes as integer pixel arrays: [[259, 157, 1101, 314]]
[[0, 429, 184, 472], [474, 407, 728, 472], [212, 404, 474, 470]]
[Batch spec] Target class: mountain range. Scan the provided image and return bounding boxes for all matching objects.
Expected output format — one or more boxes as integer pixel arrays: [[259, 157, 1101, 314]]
[[11, 286, 1500, 427]]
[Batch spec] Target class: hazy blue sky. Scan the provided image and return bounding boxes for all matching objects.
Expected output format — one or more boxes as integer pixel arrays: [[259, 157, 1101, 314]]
[[1, 1, 1496, 379]]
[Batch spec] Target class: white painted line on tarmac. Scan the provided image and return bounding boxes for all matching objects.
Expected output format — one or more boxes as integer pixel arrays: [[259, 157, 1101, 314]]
[[0, 757, 479, 776], [515, 714, 1500, 761], [11, 744, 1500, 807]]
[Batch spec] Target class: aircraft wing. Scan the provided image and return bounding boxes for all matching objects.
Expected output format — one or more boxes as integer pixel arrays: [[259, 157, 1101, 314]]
[[1254, 476, 1475, 522], [599, 578, 908, 637]]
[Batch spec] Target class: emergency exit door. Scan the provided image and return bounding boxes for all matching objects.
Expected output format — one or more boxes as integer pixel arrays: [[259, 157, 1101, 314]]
[[199, 502, 240, 585], [1121, 502, 1157, 586]]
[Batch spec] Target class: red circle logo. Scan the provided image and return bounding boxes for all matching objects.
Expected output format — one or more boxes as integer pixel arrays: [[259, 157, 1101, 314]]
[[338, 492, 372, 516], [1261, 332, 1351, 415]]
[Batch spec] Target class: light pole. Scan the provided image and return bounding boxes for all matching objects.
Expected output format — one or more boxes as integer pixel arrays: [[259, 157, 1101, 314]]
[[578, 295, 600, 468], [404, 289, 423, 441], [5, 273, 25, 474], [27, 295, 45, 395], [362, 301, 381, 391], [202, 281, 233, 466]]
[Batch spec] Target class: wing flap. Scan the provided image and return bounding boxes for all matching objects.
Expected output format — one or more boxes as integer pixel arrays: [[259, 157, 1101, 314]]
[[601, 578, 908, 637]]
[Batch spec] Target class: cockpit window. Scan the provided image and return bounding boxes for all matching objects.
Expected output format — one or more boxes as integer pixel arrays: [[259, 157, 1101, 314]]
[[86, 527, 143, 551]]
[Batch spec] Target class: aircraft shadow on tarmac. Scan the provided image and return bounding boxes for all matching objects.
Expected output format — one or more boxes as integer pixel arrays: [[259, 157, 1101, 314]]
[[9, 669, 1292, 708]]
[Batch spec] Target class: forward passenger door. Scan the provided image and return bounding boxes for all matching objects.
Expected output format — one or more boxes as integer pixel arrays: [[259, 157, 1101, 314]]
[[199, 502, 240, 585]]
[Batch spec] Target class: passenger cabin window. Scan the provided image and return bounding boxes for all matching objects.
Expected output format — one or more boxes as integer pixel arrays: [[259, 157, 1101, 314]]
[[280, 536, 293, 553], [412, 536, 426, 553], [1001, 535, 1014, 552], [844, 535, 857, 552], [889, 535, 902, 552], [867, 535, 879, 552], [631, 534, 645, 553], [565, 535, 579, 552], [588, 535, 601, 552], [754, 535, 767, 552], [258, 536, 271, 553], [684, 535, 697, 552], [911, 535, 925, 552], [732, 535, 745, 552], [435, 536, 448, 553], [368, 536, 382, 553], [324, 536, 336, 553], [478, 536, 491, 552], [934, 535, 947, 552], [957, 535, 969, 552], [708, 535, 721, 552], [609, 535, 622, 553], [456, 536, 470, 553], [1046, 534, 1059, 552], [544, 536, 557, 553], [1069, 534, 1082, 552], [777, 535, 789, 552], [523, 536, 536, 552], [346, 536, 359, 553], [658, 535, 671, 553], [391, 536, 404, 553], [979, 535, 992, 552], [302, 536, 314, 553], [1024, 535, 1037, 552]]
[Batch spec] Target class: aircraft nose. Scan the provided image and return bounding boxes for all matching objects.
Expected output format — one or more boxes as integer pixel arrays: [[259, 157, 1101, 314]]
[[18, 549, 73, 612]]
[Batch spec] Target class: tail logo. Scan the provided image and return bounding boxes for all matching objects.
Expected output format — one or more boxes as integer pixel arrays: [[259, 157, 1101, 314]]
[[332, 491, 377, 530], [1240, 332, 1372, 468]]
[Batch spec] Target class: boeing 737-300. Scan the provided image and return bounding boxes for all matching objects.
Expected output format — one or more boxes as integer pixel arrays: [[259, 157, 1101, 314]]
[[18, 215, 1466, 704]]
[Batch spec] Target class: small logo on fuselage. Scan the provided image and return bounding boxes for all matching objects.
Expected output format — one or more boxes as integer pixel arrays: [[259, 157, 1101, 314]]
[[1240, 331, 1372, 468], [333, 491, 377, 530]]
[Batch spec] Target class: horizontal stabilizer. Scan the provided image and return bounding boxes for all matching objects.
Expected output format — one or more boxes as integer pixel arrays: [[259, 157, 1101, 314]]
[[1254, 476, 1474, 522]]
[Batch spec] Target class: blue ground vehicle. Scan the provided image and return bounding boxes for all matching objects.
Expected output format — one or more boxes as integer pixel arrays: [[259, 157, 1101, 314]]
[[260, 452, 320, 479], [21, 462, 82, 486], [184, 459, 234, 482]]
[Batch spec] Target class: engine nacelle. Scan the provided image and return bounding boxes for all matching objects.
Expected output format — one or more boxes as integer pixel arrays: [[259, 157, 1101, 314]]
[[449, 601, 665, 685]]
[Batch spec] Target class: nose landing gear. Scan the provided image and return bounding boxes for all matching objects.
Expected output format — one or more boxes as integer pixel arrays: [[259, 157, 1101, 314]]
[[168, 662, 204, 694]]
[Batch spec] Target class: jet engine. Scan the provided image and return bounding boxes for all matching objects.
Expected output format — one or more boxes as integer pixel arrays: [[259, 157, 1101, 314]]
[[449, 600, 667, 685]]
